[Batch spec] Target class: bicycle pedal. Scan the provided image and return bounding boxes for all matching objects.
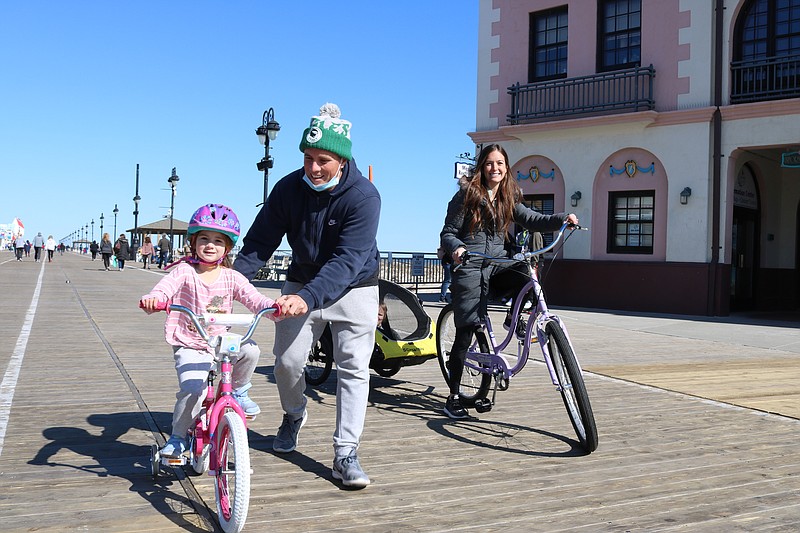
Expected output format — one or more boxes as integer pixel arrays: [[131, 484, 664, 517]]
[[246, 414, 256, 421], [162, 455, 187, 467], [474, 398, 493, 413]]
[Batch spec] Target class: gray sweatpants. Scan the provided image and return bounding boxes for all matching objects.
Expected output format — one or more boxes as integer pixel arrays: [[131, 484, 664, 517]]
[[170, 341, 260, 437], [273, 282, 378, 458]]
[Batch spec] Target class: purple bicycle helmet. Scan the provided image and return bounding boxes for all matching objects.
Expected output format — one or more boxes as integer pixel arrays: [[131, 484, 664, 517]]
[[187, 204, 241, 245]]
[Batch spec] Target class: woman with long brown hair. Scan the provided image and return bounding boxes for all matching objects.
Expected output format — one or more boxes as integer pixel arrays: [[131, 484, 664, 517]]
[[439, 144, 578, 419]]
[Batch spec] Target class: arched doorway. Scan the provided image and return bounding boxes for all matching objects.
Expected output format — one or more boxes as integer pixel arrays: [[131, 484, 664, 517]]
[[730, 164, 761, 311]]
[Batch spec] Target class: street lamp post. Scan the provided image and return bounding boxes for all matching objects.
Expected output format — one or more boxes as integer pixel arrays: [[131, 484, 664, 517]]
[[256, 107, 280, 206], [100, 213, 104, 239], [167, 168, 179, 262], [91, 219, 94, 241], [113, 204, 119, 239], [132, 163, 141, 260]]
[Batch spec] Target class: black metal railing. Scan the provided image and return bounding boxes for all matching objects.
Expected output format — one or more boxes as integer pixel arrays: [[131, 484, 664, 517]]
[[250, 250, 445, 287], [730, 54, 800, 104], [508, 65, 655, 124]]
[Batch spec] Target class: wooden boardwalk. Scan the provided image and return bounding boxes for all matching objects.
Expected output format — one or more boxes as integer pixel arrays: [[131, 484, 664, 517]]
[[1, 250, 799, 532]]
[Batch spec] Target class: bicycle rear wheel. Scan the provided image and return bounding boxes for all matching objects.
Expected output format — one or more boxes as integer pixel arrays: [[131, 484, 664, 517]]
[[304, 326, 333, 386], [214, 411, 251, 533], [545, 321, 598, 453], [189, 434, 210, 475], [436, 304, 491, 405]]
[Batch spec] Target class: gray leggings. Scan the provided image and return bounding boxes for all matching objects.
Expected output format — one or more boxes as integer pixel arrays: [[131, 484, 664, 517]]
[[273, 282, 378, 457], [170, 341, 260, 437]]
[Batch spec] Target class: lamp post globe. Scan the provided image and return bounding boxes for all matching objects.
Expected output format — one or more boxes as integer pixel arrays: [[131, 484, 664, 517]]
[[167, 168, 179, 263], [113, 204, 119, 239]]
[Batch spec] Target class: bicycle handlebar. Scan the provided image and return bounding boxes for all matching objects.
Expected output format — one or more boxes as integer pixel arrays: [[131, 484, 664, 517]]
[[459, 222, 586, 267], [140, 300, 279, 344]]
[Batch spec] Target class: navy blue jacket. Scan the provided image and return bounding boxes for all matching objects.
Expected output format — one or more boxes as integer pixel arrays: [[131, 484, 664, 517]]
[[234, 160, 381, 311]]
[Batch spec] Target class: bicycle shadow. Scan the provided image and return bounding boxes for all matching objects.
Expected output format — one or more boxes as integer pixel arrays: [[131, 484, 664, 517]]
[[26, 411, 214, 532], [367, 375, 588, 457]]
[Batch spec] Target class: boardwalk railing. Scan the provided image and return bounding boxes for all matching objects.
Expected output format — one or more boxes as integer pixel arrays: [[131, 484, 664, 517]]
[[250, 250, 445, 288]]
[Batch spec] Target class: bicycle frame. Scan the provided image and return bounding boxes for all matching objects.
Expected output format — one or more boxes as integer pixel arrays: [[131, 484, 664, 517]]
[[462, 224, 583, 389], [153, 303, 275, 470]]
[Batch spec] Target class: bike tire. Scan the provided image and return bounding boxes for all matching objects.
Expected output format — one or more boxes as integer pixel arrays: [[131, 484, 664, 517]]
[[214, 411, 251, 533], [374, 360, 401, 378], [150, 444, 160, 479], [304, 327, 333, 386], [435, 304, 491, 406], [545, 321, 599, 453], [189, 436, 210, 475]]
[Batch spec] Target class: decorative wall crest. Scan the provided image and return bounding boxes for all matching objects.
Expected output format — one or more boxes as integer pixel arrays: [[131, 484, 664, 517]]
[[610, 160, 655, 178], [516, 165, 555, 183]]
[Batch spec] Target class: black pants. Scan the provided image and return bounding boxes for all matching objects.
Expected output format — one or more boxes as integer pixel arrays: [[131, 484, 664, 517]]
[[448, 262, 533, 396]]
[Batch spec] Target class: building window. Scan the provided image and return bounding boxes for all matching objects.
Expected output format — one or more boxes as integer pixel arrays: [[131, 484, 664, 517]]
[[529, 7, 568, 82], [598, 0, 641, 72], [737, 0, 800, 60], [608, 190, 654, 254], [731, 0, 800, 102], [518, 195, 556, 248]]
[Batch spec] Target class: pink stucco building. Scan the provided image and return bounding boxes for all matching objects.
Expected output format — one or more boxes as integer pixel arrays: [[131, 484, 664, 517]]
[[470, 0, 800, 315]]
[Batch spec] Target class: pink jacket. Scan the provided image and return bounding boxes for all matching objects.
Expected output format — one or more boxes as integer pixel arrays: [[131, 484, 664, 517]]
[[142, 263, 277, 350]]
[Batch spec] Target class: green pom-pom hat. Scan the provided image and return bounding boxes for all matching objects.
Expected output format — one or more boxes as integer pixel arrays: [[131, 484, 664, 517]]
[[298, 103, 352, 161]]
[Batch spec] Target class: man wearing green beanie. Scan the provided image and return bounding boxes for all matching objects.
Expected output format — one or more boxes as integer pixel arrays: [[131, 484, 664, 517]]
[[235, 103, 380, 489]]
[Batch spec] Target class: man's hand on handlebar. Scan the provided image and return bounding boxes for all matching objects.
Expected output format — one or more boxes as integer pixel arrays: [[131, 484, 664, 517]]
[[566, 213, 579, 226], [275, 294, 308, 318]]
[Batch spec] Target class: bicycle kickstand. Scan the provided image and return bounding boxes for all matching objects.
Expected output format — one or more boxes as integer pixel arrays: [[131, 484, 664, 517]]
[[475, 370, 504, 414]]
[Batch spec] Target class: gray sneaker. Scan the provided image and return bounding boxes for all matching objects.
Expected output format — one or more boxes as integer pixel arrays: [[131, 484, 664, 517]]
[[232, 384, 261, 416], [332, 451, 370, 488], [273, 410, 307, 453]]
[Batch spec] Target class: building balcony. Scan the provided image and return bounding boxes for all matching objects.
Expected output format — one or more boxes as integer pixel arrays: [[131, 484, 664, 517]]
[[730, 54, 800, 104], [507, 65, 656, 125]]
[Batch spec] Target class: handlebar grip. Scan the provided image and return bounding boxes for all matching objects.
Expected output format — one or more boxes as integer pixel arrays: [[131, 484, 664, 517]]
[[270, 305, 282, 318], [139, 300, 170, 312]]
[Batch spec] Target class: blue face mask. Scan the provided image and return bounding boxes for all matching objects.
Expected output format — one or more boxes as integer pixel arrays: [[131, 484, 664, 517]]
[[302, 173, 339, 192]]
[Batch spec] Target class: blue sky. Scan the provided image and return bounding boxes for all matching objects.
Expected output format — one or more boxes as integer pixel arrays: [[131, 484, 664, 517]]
[[0, 1, 478, 252]]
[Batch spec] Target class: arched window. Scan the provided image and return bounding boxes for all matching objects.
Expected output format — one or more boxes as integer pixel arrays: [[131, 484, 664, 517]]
[[731, 0, 800, 102]]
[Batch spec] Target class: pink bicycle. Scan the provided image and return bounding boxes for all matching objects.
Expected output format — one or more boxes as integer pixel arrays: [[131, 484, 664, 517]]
[[146, 302, 278, 533]]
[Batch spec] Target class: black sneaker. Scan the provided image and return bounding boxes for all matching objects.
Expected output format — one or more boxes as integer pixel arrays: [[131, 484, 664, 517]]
[[444, 394, 469, 419], [503, 315, 527, 339]]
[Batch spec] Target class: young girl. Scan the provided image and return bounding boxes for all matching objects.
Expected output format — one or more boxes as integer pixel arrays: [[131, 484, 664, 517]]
[[140, 203, 281, 457]]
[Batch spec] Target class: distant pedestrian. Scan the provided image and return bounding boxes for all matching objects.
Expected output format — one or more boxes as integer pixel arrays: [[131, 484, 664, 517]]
[[89, 240, 99, 260], [139, 235, 154, 269], [14, 234, 24, 261], [45, 235, 56, 262], [114, 234, 130, 271], [58, 243, 65, 255], [157, 234, 171, 269], [24, 240, 31, 257], [33, 232, 44, 262], [99, 233, 113, 270]]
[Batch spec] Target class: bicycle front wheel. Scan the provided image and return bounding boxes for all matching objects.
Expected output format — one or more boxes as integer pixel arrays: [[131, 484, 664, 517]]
[[545, 321, 598, 453], [436, 304, 491, 405], [214, 411, 251, 533]]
